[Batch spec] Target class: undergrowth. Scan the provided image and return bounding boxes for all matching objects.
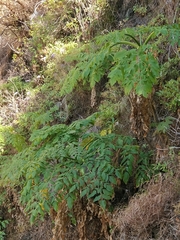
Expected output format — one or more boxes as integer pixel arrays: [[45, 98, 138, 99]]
[[0, 1, 180, 239], [0, 113, 153, 224]]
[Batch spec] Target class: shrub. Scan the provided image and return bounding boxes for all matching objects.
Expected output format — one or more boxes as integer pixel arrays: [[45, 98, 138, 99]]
[[133, 4, 147, 16], [0, 113, 153, 223], [60, 24, 180, 98]]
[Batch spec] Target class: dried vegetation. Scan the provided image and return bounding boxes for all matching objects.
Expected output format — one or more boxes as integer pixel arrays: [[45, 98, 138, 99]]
[[52, 198, 111, 240], [112, 173, 180, 240]]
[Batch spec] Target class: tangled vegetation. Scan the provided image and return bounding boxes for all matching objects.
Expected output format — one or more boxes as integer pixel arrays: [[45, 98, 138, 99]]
[[0, 0, 180, 239]]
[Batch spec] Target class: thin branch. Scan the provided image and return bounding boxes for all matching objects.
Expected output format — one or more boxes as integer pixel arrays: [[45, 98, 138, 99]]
[[5, 42, 20, 54], [173, 0, 180, 23]]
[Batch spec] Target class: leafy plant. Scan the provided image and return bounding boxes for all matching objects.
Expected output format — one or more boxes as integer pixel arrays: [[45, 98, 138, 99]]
[[133, 4, 147, 16], [0, 76, 25, 94], [149, 14, 168, 26], [157, 78, 180, 111], [0, 219, 9, 240], [110, 31, 155, 49], [155, 116, 174, 134], [60, 25, 180, 98], [0, 5, 180, 234], [108, 44, 159, 97], [0, 125, 27, 154], [0, 113, 153, 223]]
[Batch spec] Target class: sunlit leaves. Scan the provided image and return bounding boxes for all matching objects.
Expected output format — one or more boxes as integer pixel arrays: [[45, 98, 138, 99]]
[[1, 110, 153, 223], [60, 25, 179, 98], [108, 47, 159, 97]]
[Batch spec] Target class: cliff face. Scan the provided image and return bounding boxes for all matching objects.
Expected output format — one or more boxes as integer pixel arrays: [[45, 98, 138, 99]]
[[0, 0, 179, 240]]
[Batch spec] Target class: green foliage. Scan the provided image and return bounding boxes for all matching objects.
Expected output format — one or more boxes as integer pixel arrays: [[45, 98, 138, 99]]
[[16, 97, 67, 135], [158, 78, 180, 111], [160, 58, 180, 82], [60, 25, 180, 98], [96, 84, 126, 129], [29, 0, 113, 47], [0, 219, 9, 240], [42, 40, 79, 82], [155, 116, 174, 134], [149, 14, 168, 26], [0, 114, 153, 222], [152, 162, 168, 175], [110, 31, 155, 48], [0, 77, 25, 94], [133, 4, 147, 16], [0, 125, 27, 154], [23, 106, 59, 131], [1, 4, 180, 230], [108, 45, 159, 97]]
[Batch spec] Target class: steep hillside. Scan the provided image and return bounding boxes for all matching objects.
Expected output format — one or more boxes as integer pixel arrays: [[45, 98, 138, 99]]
[[0, 0, 180, 239]]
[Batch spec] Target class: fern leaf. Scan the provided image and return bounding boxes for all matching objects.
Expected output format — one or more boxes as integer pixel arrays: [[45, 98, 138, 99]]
[[125, 33, 141, 46]]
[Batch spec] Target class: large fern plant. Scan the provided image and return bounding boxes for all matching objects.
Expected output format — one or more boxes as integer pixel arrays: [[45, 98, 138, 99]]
[[60, 24, 180, 98], [0, 113, 153, 223]]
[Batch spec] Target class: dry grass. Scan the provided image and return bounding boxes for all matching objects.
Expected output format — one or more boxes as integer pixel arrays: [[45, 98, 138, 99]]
[[111, 173, 180, 240], [0, 87, 34, 125]]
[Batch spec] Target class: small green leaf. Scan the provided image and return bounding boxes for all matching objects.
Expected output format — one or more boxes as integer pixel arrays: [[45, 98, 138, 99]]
[[156, 116, 173, 133], [55, 182, 64, 191], [109, 176, 116, 184], [82, 67, 91, 79], [101, 171, 108, 181], [115, 169, 122, 179], [93, 195, 101, 202], [67, 196, 74, 209], [43, 201, 50, 212], [30, 215, 36, 225], [89, 171, 96, 179], [80, 188, 89, 198], [123, 172, 130, 184], [67, 173, 73, 184], [88, 189, 97, 199], [53, 201, 59, 212], [63, 178, 69, 186], [79, 178, 85, 187], [69, 184, 77, 193], [99, 199, 107, 209], [108, 68, 122, 86], [105, 184, 114, 192], [102, 194, 112, 200], [26, 179, 32, 191], [103, 189, 113, 200], [117, 138, 123, 147], [94, 179, 100, 187]]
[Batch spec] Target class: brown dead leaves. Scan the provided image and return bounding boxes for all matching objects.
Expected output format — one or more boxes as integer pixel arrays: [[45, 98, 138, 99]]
[[129, 92, 154, 139]]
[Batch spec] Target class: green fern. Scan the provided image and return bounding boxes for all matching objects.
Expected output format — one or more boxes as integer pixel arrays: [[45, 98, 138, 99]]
[[0, 125, 27, 153], [1, 114, 153, 222], [155, 116, 174, 134], [60, 25, 180, 98]]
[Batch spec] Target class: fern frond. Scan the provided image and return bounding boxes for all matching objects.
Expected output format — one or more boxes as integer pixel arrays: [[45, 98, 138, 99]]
[[110, 41, 139, 49], [144, 31, 154, 45], [125, 33, 141, 46]]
